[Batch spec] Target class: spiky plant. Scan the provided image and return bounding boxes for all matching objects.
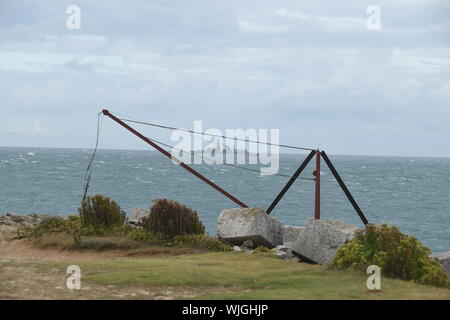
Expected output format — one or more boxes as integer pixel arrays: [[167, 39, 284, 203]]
[[141, 198, 205, 239], [78, 194, 125, 229]]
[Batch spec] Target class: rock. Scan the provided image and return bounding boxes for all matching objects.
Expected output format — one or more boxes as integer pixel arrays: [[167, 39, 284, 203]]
[[273, 245, 297, 260], [217, 207, 283, 248], [283, 225, 304, 243], [274, 251, 289, 259], [431, 251, 450, 277], [286, 218, 361, 265], [1, 213, 54, 227], [0, 213, 58, 240], [232, 246, 242, 252], [0, 216, 16, 226], [275, 245, 290, 253], [128, 208, 150, 226], [243, 240, 254, 249]]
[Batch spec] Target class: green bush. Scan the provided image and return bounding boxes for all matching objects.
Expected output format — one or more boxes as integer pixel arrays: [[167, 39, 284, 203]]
[[330, 224, 448, 287], [78, 194, 125, 230], [141, 199, 205, 239], [20, 198, 231, 253]]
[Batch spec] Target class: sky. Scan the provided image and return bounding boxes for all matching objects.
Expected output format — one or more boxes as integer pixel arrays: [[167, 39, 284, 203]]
[[0, 0, 449, 157]]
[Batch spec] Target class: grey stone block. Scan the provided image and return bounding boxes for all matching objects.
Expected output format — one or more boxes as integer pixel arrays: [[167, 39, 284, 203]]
[[287, 218, 361, 265], [283, 225, 304, 243], [217, 207, 283, 248]]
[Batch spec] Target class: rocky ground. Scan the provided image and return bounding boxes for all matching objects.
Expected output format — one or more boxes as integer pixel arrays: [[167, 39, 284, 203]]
[[0, 212, 53, 240]]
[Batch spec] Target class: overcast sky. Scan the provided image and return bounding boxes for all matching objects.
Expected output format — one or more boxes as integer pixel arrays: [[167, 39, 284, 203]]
[[0, 0, 449, 157]]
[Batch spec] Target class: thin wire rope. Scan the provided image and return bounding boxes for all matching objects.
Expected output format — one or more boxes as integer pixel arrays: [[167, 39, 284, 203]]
[[82, 111, 320, 200], [109, 111, 315, 151], [146, 136, 316, 181], [82, 112, 103, 202]]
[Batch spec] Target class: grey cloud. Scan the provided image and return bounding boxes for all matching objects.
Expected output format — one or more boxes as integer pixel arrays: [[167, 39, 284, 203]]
[[0, 0, 449, 157]]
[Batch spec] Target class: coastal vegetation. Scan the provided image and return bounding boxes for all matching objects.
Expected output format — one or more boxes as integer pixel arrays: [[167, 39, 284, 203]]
[[7, 194, 447, 299], [79, 194, 126, 230], [18, 194, 230, 252], [141, 199, 206, 239], [330, 224, 448, 287]]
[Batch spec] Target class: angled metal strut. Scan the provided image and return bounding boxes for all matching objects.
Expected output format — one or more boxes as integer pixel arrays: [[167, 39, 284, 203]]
[[267, 150, 369, 226], [321, 151, 369, 225], [266, 150, 317, 214]]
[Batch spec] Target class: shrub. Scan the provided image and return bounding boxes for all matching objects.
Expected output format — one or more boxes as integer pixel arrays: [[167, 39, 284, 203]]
[[78, 194, 125, 230], [123, 225, 162, 243], [330, 224, 448, 287], [141, 199, 205, 239]]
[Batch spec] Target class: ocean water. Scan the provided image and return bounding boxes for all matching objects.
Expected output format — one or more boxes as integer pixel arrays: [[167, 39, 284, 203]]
[[0, 146, 449, 253]]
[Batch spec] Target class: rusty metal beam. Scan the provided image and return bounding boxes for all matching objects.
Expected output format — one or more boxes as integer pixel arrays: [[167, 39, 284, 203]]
[[314, 150, 321, 219], [102, 109, 248, 208]]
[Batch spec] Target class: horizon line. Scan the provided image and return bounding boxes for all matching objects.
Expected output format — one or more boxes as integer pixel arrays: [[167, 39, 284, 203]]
[[0, 145, 449, 160]]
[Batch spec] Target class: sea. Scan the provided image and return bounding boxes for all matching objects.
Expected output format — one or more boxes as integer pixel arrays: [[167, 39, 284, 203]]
[[0, 146, 449, 253]]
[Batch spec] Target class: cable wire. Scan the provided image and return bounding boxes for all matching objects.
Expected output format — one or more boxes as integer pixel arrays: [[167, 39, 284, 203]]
[[146, 136, 316, 181], [109, 112, 316, 152], [82, 112, 103, 202]]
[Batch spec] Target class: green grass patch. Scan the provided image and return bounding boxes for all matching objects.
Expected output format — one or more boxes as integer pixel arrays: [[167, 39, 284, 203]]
[[25, 252, 450, 300]]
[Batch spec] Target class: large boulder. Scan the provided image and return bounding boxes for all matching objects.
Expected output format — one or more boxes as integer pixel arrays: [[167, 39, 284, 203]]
[[431, 251, 450, 277], [217, 207, 283, 248], [286, 218, 361, 265], [283, 225, 304, 243]]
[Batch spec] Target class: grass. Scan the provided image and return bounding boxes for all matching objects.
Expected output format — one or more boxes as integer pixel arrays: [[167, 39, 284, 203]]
[[7, 225, 449, 300], [29, 231, 229, 252], [30, 232, 203, 256], [18, 252, 450, 300], [32, 232, 145, 251]]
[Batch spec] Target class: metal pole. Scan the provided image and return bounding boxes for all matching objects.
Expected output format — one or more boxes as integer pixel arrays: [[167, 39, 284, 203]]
[[266, 150, 316, 215], [102, 109, 248, 208], [314, 150, 321, 219], [321, 151, 369, 225]]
